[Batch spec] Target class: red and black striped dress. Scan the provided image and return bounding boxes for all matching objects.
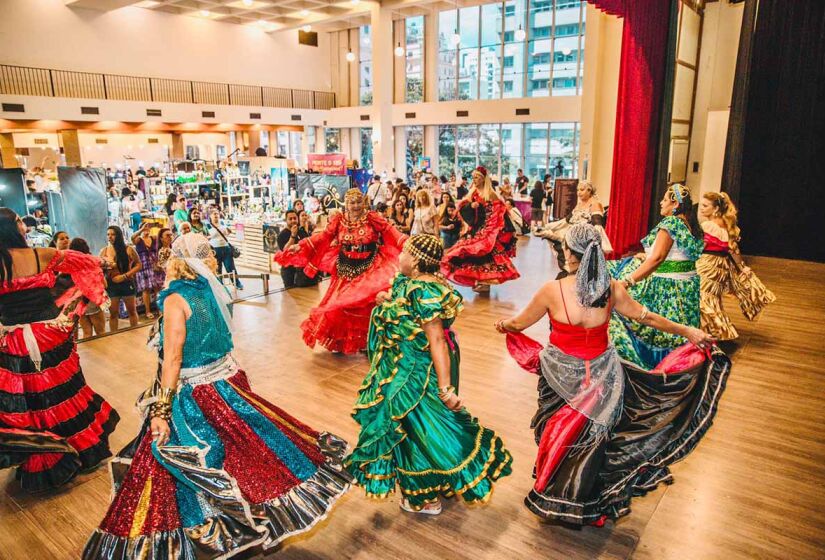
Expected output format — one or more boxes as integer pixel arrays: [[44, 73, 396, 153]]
[[0, 249, 119, 492]]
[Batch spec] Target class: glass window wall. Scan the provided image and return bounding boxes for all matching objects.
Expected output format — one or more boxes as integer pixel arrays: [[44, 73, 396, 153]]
[[359, 26, 372, 105], [405, 16, 424, 103], [360, 127, 373, 171], [437, 122, 579, 183]]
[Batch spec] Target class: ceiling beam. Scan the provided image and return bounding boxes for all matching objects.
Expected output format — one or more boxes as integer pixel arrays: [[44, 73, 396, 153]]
[[64, 0, 140, 11]]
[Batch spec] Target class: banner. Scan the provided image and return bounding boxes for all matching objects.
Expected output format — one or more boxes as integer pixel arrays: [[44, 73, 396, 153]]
[[307, 153, 347, 175], [294, 174, 351, 211]]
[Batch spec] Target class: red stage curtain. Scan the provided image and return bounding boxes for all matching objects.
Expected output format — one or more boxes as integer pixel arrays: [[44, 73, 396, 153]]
[[587, 0, 671, 257]]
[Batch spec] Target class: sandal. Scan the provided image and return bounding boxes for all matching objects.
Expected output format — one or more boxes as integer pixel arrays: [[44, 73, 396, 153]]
[[400, 498, 442, 516]]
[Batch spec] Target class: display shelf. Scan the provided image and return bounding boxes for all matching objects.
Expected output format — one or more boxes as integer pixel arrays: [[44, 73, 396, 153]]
[[227, 222, 272, 273]]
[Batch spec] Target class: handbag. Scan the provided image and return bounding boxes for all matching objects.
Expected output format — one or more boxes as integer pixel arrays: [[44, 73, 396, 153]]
[[214, 224, 241, 258]]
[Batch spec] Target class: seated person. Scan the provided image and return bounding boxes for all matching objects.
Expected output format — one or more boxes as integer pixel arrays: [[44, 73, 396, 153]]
[[277, 210, 318, 288]]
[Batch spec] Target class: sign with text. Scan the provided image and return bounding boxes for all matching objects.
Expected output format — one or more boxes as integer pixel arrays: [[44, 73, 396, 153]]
[[417, 156, 432, 171], [307, 153, 347, 175]]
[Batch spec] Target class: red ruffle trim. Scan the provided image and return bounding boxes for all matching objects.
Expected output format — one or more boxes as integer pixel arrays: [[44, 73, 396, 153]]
[[0, 351, 79, 393], [0, 323, 72, 357], [1, 384, 94, 429], [66, 401, 116, 452], [446, 255, 520, 286], [301, 305, 371, 354]]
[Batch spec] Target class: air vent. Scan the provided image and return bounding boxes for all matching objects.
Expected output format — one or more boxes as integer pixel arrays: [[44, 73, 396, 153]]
[[148, 138, 159, 144], [250, 112, 261, 119], [2, 103, 25, 113], [15, 148, 30, 156], [95, 138, 108, 144], [146, 109, 162, 117], [291, 115, 302, 121], [202, 111, 215, 118], [405, 112, 416, 119], [298, 30, 319, 47], [456, 110, 469, 117], [360, 114, 370, 121], [33, 138, 49, 145], [81, 106, 100, 115], [515, 108, 530, 116], [323, 120, 328, 126]]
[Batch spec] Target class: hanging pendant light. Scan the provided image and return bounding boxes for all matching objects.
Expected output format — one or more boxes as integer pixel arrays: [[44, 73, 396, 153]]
[[394, 42, 405, 57], [346, 49, 356, 62], [450, 30, 461, 47], [514, 25, 526, 42]]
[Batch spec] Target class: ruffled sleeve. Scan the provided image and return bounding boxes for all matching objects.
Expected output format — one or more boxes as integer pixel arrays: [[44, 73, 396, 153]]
[[407, 280, 463, 327], [647, 216, 705, 260], [274, 212, 342, 278], [49, 250, 108, 319], [366, 211, 407, 261]]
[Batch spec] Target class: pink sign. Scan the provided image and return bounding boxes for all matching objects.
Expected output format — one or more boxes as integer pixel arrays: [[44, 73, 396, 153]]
[[307, 153, 347, 175]]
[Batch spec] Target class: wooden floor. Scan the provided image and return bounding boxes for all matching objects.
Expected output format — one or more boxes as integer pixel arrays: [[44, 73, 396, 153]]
[[2, 237, 824, 560]]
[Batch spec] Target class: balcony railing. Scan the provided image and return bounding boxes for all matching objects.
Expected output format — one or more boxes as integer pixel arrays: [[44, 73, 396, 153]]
[[0, 64, 336, 110]]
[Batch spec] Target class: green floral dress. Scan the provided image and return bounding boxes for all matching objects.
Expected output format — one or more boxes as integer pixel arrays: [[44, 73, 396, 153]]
[[345, 274, 512, 510], [608, 216, 704, 370]]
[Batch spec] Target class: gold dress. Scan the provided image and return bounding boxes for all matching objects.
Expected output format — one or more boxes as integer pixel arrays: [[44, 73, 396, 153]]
[[697, 221, 776, 340]]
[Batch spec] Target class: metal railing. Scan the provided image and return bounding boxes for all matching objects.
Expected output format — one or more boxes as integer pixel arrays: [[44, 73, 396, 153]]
[[0, 64, 336, 110]]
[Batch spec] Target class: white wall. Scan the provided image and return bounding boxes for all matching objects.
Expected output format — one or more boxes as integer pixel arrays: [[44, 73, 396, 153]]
[[685, 1, 744, 195], [77, 132, 172, 169], [0, 0, 332, 91]]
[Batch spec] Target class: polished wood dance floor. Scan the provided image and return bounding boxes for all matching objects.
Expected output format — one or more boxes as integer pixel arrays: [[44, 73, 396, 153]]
[[1, 238, 823, 559]]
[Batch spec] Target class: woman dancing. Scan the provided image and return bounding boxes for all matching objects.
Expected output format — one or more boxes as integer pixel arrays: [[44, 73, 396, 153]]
[[85, 233, 351, 559], [276, 188, 407, 354], [697, 192, 775, 340], [131, 223, 164, 320], [608, 184, 704, 369], [540, 181, 612, 269], [441, 166, 519, 292], [496, 222, 726, 526], [0, 208, 119, 492], [347, 234, 512, 514]]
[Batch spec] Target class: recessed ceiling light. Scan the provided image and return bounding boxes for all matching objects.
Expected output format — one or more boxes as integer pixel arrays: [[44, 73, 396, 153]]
[[134, 0, 161, 7], [302, 24, 312, 32], [300, 9, 310, 17], [199, 9, 210, 17], [243, 0, 254, 6], [351, 0, 360, 4]]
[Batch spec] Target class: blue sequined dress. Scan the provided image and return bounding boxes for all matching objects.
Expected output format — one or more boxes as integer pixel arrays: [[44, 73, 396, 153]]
[[85, 275, 352, 560]]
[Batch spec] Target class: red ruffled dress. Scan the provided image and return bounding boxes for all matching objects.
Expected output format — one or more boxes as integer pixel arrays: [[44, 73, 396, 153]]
[[0, 249, 119, 492], [441, 192, 520, 287], [275, 211, 406, 354]]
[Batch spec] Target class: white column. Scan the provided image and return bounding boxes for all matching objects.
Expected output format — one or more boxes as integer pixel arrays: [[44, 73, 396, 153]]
[[393, 20, 406, 103], [368, 3, 395, 176], [424, 10, 438, 103], [394, 126, 407, 180]]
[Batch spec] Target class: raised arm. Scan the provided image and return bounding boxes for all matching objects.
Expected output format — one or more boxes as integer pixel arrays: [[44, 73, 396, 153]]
[[612, 280, 712, 347], [151, 293, 189, 446], [495, 283, 552, 333]]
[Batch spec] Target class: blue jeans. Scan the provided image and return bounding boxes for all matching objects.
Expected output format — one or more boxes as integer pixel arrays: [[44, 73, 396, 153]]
[[441, 231, 459, 249], [214, 245, 241, 286]]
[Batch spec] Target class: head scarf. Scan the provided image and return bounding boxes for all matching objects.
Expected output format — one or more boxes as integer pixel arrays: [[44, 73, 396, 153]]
[[171, 233, 233, 332], [564, 222, 610, 308]]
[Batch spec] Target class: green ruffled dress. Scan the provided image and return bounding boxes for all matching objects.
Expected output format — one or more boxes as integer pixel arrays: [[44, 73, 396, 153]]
[[346, 274, 513, 510], [608, 216, 705, 370]]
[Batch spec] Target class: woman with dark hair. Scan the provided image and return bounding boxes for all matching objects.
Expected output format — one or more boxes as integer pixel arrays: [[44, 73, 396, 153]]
[[347, 234, 512, 514], [608, 184, 705, 369], [439, 202, 461, 249], [99, 225, 141, 331], [68, 237, 107, 337], [496, 222, 724, 526], [389, 198, 411, 234], [0, 208, 119, 492], [164, 192, 178, 217], [188, 206, 208, 235], [131, 223, 164, 319], [441, 166, 520, 292], [50, 230, 70, 250]]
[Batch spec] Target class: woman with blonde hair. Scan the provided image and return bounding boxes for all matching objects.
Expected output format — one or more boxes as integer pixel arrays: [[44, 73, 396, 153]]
[[441, 166, 519, 292], [411, 189, 438, 235], [697, 191, 775, 340], [86, 233, 351, 559]]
